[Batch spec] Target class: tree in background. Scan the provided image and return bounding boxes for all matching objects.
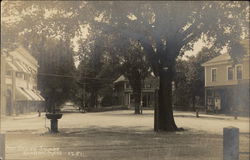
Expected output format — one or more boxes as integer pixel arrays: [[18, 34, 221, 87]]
[[76, 29, 151, 113], [30, 37, 76, 112], [76, 34, 121, 109], [174, 48, 221, 110], [119, 42, 150, 114]]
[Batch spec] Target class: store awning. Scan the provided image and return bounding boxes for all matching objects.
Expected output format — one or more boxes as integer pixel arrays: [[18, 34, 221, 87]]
[[16, 87, 33, 101], [16, 87, 45, 101], [31, 89, 45, 101], [24, 89, 42, 101], [6, 61, 19, 71], [14, 61, 31, 73]]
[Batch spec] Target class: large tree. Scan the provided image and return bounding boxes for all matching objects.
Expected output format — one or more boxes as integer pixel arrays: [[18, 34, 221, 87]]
[[2, 1, 248, 131], [89, 1, 249, 131]]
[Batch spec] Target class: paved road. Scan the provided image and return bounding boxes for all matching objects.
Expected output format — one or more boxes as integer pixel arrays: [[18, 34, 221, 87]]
[[1, 110, 249, 160], [1, 110, 249, 134]]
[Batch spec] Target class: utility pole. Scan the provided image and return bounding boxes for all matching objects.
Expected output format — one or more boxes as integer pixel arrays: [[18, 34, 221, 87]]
[[83, 67, 86, 112]]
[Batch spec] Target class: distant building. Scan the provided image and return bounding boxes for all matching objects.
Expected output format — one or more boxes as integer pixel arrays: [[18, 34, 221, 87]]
[[113, 75, 158, 108], [1, 45, 44, 116], [202, 40, 249, 114]]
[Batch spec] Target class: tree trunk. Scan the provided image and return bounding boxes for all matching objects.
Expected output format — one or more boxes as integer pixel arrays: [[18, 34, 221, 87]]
[[156, 66, 179, 131], [192, 94, 196, 111], [127, 70, 142, 114], [133, 84, 141, 114], [89, 91, 97, 108]]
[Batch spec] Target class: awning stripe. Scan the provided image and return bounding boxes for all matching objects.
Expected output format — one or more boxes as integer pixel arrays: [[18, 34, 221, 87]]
[[31, 89, 45, 101], [6, 61, 19, 71], [23, 89, 41, 101], [16, 87, 33, 101]]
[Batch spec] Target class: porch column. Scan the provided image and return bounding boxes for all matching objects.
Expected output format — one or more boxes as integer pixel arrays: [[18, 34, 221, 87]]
[[128, 93, 130, 108], [11, 70, 16, 115], [205, 88, 207, 112]]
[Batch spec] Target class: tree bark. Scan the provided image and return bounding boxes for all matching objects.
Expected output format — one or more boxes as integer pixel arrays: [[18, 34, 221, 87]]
[[133, 82, 141, 114], [192, 94, 196, 111], [89, 91, 97, 108], [156, 66, 179, 131], [127, 70, 142, 114]]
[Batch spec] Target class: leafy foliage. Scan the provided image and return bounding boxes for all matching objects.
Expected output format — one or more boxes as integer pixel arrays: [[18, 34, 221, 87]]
[[1, 1, 249, 130], [174, 48, 221, 109], [33, 38, 76, 112]]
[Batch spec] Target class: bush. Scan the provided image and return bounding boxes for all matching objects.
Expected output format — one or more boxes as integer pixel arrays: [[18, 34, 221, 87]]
[[101, 96, 118, 107]]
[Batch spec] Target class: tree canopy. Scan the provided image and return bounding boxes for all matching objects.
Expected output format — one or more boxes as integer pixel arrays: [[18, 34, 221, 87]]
[[1, 1, 249, 131]]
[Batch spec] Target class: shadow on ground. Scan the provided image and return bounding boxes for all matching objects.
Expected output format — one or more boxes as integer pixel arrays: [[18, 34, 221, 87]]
[[6, 125, 249, 160]]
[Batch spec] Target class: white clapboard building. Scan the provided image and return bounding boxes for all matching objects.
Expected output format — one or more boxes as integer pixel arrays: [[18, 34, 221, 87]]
[[1, 45, 44, 116]]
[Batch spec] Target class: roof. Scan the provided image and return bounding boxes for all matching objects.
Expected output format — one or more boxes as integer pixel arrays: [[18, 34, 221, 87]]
[[8, 45, 38, 70], [202, 54, 231, 66], [114, 75, 127, 83], [202, 39, 249, 67], [113, 74, 158, 85]]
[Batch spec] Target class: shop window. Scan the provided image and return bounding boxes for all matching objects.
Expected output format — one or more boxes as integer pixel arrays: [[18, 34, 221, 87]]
[[5, 71, 11, 76]]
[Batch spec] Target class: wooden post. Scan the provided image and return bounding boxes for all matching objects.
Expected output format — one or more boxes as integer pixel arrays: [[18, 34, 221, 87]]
[[0, 134, 5, 160], [154, 89, 159, 132], [223, 127, 239, 160], [196, 107, 199, 118], [38, 110, 41, 117]]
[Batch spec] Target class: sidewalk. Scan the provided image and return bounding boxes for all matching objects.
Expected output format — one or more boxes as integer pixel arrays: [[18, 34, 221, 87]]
[[1, 112, 45, 120], [174, 111, 249, 121], [1, 110, 249, 135]]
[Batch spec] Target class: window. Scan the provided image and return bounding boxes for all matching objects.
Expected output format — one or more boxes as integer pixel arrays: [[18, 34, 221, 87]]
[[211, 68, 216, 82], [227, 66, 233, 80], [236, 65, 242, 80], [125, 82, 130, 89], [146, 84, 151, 88]]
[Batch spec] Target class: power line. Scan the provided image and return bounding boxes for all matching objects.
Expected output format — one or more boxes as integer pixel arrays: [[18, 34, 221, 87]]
[[37, 72, 115, 81]]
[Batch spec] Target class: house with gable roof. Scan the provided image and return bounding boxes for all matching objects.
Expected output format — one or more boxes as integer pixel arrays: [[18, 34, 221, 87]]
[[201, 39, 249, 114], [113, 75, 159, 108]]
